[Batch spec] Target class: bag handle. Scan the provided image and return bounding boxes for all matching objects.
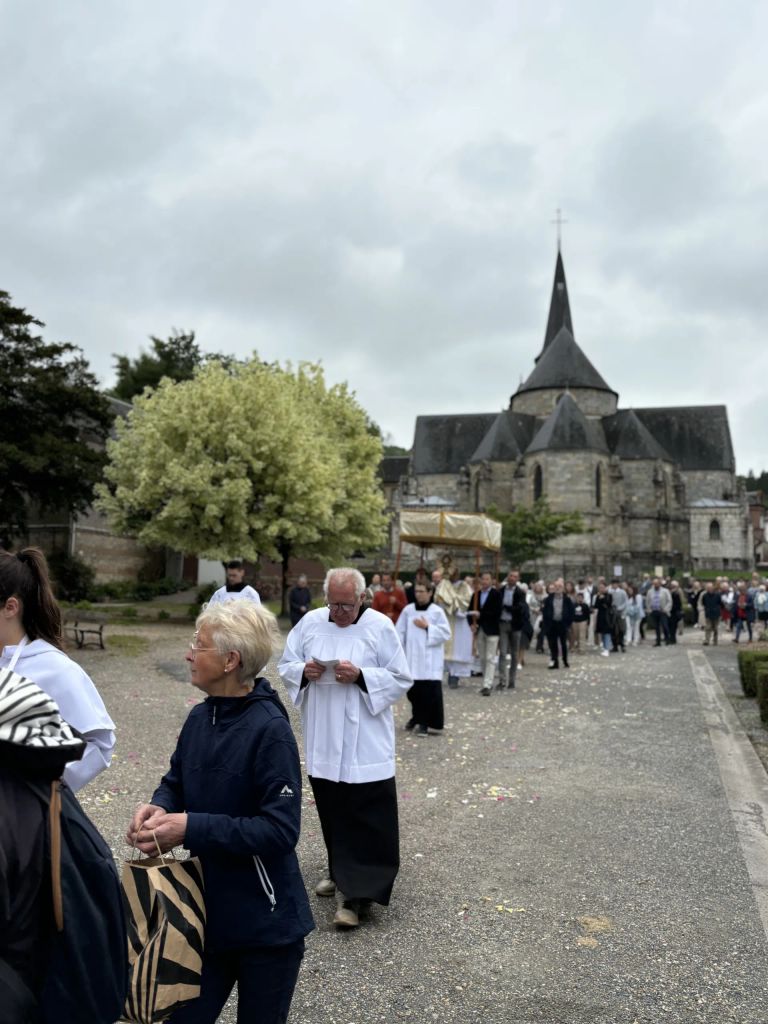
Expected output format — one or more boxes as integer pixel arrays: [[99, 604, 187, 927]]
[[49, 781, 64, 932], [128, 830, 178, 862]]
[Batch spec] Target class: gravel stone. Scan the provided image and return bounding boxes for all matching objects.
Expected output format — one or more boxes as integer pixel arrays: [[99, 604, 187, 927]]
[[73, 624, 768, 1023]]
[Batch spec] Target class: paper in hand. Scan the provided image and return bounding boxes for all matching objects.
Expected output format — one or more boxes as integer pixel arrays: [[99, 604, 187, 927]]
[[312, 657, 340, 684]]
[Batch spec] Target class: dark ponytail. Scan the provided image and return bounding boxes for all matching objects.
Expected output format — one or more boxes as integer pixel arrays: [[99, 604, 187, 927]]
[[0, 547, 63, 649]]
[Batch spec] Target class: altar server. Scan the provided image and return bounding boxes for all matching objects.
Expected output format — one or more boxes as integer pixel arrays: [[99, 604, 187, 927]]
[[278, 567, 411, 930], [396, 580, 451, 736]]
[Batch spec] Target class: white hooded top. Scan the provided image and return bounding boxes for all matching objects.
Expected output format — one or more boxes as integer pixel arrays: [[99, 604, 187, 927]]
[[396, 601, 452, 681], [0, 639, 115, 792], [278, 607, 412, 783]]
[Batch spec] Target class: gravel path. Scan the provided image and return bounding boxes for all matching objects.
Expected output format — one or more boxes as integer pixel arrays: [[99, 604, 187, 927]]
[[74, 624, 768, 1024]]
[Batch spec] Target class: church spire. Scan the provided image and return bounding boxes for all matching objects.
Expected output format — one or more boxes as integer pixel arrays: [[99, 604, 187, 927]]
[[536, 247, 574, 363]]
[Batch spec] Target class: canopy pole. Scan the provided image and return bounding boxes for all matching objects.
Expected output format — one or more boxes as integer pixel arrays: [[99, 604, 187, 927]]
[[394, 538, 403, 580]]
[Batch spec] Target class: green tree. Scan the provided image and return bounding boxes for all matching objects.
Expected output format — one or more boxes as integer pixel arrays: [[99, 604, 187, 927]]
[[111, 329, 217, 401], [487, 499, 585, 568], [0, 290, 112, 548], [97, 359, 386, 611]]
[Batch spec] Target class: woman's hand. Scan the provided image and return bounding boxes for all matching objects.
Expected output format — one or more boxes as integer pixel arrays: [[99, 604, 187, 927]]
[[126, 803, 165, 846], [133, 812, 188, 856]]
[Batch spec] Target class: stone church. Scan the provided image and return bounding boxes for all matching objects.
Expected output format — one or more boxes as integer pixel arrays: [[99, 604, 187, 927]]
[[382, 249, 753, 577]]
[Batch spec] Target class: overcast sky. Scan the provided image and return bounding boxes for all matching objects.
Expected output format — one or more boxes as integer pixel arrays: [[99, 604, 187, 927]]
[[2, 1, 767, 474]]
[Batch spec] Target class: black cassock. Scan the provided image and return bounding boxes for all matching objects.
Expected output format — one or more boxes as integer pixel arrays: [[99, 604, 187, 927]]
[[407, 679, 444, 730], [309, 776, 399, 905]]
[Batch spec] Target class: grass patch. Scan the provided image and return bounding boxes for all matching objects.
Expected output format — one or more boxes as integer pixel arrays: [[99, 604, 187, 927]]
[[108, 634, 150, 657]]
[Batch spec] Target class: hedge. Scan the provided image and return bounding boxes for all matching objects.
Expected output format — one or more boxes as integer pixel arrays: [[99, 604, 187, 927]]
[[757, 667, 768, 726], [738, 649, 768, 698]]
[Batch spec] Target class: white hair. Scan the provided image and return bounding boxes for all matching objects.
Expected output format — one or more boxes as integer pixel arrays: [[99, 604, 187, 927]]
[[323, 567, 366, 597], [197, 599, 281, 679]]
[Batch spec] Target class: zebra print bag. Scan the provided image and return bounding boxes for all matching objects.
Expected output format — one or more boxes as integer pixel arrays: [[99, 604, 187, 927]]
[[121, 846, 205, 1023]]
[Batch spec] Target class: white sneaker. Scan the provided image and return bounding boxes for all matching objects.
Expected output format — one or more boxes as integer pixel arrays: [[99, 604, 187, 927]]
[[517, 663, 523, 670], [600, 649, 609, 657]]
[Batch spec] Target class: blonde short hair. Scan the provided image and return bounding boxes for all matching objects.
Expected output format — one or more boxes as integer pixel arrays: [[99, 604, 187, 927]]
[[197, 600, 281, 679]]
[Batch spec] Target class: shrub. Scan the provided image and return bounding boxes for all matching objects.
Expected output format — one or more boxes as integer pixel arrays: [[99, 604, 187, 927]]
[[738, 650, 768, 698], [757, 667, 768, 726], [196, 582, 218, 606], [132, 582, 156, 602], [121, 606, 138, 619], [47, 551, 96, 603], [157, 609, 170, 621]]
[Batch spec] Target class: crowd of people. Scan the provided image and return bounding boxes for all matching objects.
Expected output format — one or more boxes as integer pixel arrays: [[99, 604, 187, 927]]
[[2, 547, 767, 1023], [364, 567, 768, 692]]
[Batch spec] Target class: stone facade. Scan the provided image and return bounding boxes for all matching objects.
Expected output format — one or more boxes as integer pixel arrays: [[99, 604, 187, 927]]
[[386, 249, 752, 577]]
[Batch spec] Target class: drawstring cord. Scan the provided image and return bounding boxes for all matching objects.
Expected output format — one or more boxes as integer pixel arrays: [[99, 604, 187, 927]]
[[253, 855, 276, 912]]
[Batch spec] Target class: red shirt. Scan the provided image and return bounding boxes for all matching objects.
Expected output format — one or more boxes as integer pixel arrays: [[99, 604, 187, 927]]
[[372, 587, 408, 624]]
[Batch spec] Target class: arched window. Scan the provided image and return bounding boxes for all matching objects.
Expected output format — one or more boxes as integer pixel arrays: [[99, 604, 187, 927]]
[[709, 519, 721, 541], [595, 465, 602, 508], [533, 464, 543, 502]]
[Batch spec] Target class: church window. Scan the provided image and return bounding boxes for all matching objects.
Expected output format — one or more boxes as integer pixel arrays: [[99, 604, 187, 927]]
[[709, 519, 721, 541], [533, 464, 543, 501], [595, 465, 602, 508]]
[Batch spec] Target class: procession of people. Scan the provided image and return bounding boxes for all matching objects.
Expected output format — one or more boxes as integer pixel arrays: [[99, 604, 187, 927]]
[[2, 545, 766, 1023]]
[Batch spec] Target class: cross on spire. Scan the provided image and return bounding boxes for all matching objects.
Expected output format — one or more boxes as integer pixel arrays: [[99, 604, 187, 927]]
[[551, 207, 568, 250]]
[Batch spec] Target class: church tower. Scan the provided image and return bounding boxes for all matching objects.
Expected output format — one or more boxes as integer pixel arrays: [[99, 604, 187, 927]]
[[510, 250, 618, 419]]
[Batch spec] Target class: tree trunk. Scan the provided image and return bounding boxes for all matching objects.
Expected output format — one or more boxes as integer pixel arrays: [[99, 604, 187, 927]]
[[278, 542, 293, 618]]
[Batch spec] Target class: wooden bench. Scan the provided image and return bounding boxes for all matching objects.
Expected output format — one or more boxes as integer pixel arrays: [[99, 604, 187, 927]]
[[63, 609, 108, 650]]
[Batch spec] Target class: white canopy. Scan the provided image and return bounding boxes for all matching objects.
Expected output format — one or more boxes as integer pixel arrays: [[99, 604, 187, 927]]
[[398, 510, 502, 551]]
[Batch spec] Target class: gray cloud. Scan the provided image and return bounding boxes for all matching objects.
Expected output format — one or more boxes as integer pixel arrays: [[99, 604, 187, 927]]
[[1, 0, 767, 475]]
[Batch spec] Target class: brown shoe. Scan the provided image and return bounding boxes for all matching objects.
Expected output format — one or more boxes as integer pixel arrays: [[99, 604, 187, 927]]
[[333, 897, 359, 928], [315, 877, 336, 897]]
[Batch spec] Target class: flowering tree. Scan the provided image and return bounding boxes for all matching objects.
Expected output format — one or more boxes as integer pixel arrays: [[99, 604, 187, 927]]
[[97, 359, 386, 609]]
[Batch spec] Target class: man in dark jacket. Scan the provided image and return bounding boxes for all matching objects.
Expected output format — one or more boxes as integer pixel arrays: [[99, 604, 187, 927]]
[[0, 669, 87, 1023], [498, 569, 528, 690], [288, 575, 312, 627], [542, 579, 575, 669], [701, 582, 723, 645], [468, 571, 502, 696]]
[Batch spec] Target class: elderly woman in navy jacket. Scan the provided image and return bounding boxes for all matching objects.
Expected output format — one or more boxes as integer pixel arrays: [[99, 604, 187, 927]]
[[127, 600, 314, 1024]]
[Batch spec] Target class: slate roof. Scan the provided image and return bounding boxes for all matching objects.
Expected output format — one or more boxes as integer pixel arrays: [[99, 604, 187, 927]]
[[469, 410, 537, 463], [517, 326, 615, 396], [634, 406, 735, 472], [602, 409, 672, 461], [378, 455, 410, 484], [538, 249, 574, 362], [526, 393, 609, 455], [411, 413, 498, 475]]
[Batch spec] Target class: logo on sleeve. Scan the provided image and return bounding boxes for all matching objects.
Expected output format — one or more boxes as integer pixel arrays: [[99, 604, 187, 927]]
[[279, 784, 295, 797]]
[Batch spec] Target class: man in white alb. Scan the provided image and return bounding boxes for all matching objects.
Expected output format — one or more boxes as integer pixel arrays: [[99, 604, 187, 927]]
[[396, 580, 451, 736], [207, 560, 261, 606], [278, 567, 412, 929]]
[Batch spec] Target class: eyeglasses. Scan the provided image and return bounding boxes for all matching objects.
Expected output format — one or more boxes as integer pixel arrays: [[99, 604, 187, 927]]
[[326, 601, 359, 613], [188, 640, 218, 655]]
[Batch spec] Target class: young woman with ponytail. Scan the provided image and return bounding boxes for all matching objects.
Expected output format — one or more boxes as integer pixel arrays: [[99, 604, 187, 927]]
[[0, 547, 115, 791]]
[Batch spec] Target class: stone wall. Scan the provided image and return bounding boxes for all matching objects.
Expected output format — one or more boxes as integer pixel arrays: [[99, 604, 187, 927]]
[[26, 507, 157, 583], [689, 506, 752, 570], [510, 387, 618, 418]]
